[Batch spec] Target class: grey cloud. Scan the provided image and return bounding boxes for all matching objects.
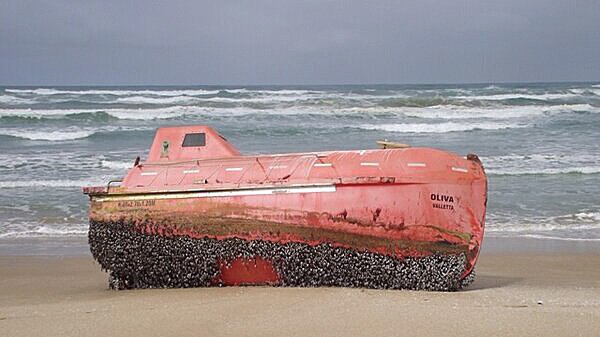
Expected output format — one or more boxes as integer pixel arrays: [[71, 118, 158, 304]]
[[1, 0, 598, 85]]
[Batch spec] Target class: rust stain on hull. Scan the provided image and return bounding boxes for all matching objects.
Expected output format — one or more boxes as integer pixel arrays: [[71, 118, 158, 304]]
[[90, 198, 471, 257]]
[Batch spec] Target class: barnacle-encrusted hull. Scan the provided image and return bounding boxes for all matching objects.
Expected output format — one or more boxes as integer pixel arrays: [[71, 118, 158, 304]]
[[89, 220, 475, 291]]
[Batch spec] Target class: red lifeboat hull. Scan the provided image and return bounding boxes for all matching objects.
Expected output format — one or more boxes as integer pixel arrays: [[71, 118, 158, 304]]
[[84, 126, 487, 290]]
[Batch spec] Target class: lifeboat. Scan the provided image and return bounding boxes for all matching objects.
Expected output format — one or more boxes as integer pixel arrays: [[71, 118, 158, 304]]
[[84, 125, 487, 291]]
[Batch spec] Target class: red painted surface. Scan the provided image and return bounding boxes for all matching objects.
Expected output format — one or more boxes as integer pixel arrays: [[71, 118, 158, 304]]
[[217, 257, 279, 286], [85, 125, 487, 283]]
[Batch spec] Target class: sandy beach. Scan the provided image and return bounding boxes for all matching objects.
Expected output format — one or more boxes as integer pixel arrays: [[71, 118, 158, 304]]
[[1, 238, 598, 337]]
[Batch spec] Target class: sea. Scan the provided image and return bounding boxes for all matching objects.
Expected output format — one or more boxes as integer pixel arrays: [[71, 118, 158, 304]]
[[1, 83, 599, 252]]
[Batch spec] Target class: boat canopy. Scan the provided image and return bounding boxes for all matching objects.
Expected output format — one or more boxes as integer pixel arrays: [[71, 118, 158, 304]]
[[147, 126, 240, 162]]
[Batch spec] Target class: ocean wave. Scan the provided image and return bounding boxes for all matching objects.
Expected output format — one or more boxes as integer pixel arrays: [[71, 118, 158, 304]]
[[455, 93, 580, 101], [0, 179, 104, 188], [115, 95, 202, 104], [5, 88, 221, 96], [400, 104, 599, 119], [574, 212, 600, 222], [0, 125, 152, 141], [487, 166, 600, 176], [4, 88, 317, 97], [123, 92, 342, 104], [1, 103, 597, 122], [0, 129, 97, 141], [486, 210, 600, 240], [486, 232, 600, 241], [512, 235, 600, 241], [0, 107, 194, 120], [483, 153, 600, 176], [3, 86, 598, 109], [0, 106, 321, 120], [222, 88, 315, 95], [0, 224, 88, 238], [3, 89, 403, 106], [487, 222, 600, 233], [100, 160, 133, 170], [0, 152, 140, 172], [358, 121, 527, 133], [0, 108, 108, 119], [0, 95, 33, 104]]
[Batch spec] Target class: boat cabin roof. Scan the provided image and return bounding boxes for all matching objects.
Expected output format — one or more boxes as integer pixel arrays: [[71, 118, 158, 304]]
[[147, 126, 240, 162]]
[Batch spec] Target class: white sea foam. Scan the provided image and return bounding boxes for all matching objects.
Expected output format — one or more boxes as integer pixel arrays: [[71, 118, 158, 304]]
[[516, 235, 600, 241], [486, 210, 600, 240], [224, 89, 316, 95], [1, 103, 597, 121], [483, 153, 600, 176], [0, 179, 104, 188], [358, 121, 527, 133], [487, 165, 600, 176], [487, 222, 600, 233], [4, 88, 317, 97], [0, 125, 153, 141], [116, 95, 202, 104], [0, 224, 88, 238], [455, 93, 579, 101], [0, 95, 33, 104], [5, 88, 220, 96], [105, 107, 192, 119], [197, 95, 314, 103], [0, 108, 88, 118], [0, 107, 199, 119], [486, 231, 600, 241], [0, 129, 97, 141], [100, 160, 133, 170], [574, 212, 600, 222], [400, 104, 598, 120]]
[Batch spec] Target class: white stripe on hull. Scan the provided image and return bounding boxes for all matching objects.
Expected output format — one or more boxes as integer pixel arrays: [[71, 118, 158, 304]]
[[95, 184, 337, 202]]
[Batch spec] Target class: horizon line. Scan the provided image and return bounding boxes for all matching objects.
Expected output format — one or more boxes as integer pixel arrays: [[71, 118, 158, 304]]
[[1, 80, 599, 88]]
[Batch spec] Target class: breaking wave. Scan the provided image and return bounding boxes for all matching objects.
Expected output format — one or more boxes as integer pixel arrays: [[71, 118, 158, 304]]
[[486, 211, 600, 241], [487, 166, 600, 176], [0, 103, 597, 122], [4, 88, 314, 96], [400, 104, 599, 119], [455, 92, 584, 101], [0, 129, 97, 141], [0, 178, 104, 188], [115, 95, 201, 104], [0, 103, 598, 123], [0, 95, 33, 104], [358, 121, 527, 133], [0, 224, 88, 238], [5, 88, 221, 96], [0, 107, 195, 120], [483, 153, 600, 176], [0, 125, 152, 141], [100, 160, 133, 170]]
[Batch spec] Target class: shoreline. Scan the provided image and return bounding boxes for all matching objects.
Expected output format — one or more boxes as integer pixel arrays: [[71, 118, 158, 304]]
[[1, 248, 599, 336], [1, 235, 599, 256]]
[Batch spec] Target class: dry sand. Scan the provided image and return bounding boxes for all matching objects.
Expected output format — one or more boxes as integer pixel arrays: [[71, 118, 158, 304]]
[[1, 249, 599, 337]]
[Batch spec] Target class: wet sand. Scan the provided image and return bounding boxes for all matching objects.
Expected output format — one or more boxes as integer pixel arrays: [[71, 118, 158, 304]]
[[1, 241, 599, 337]]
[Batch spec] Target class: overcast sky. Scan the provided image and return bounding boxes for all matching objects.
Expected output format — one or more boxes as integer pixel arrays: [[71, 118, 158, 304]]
[[1, 0, 599, 85]]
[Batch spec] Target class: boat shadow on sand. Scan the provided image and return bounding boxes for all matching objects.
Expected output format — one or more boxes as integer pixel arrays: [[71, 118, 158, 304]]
[[462, 273, 522, 291]]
